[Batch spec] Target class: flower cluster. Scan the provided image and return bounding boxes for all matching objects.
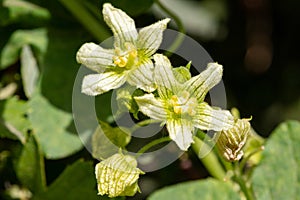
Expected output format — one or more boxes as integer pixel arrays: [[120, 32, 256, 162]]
[[76, 3, 251, 197]]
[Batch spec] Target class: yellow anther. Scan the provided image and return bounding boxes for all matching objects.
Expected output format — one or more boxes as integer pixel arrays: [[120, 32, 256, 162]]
[[170, 93, 197, 116], [173, 106, 182, 114], [113, 43, 138, 68], [129, 49, 138, 58], [113, 56, 128, 67]]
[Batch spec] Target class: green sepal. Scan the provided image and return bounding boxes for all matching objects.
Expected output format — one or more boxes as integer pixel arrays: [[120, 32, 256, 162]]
[[92, 121, 131, 160]]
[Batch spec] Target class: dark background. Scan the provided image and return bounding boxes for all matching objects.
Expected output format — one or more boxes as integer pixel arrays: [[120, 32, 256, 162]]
[[1, 0, 300, 199]]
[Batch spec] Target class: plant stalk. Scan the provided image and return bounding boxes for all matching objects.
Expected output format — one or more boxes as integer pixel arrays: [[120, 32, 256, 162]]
[[192, 136, 225, 180]]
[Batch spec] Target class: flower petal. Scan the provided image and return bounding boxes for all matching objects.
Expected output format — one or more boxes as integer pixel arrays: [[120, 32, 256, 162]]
[[184, 62, 223, 101], [193, 102, 234, 131], [166, 118, 194, 151], [137, 18, 170, 57], [82, 72, 126, 96], [103, 3, 138, 49], [154, 54, 179, 99], [134, 93, 167, 121], [76, 42, 114, 73], [127, 59, 156, 92]]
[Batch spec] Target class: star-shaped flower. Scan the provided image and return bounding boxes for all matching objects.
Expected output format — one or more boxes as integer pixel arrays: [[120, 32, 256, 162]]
[[134, 54, 234, 150], [76, 3, 170, 95]]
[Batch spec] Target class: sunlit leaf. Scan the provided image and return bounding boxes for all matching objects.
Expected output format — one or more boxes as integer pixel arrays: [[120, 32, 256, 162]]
[[16, 134, 46, 193], [0, 0, 50, 26], [0, 96, 30, 143], [0, 83, 17, 100], [20, 45, 40, 99], [28, 94, 82, 159], [0, 28, 48, 69], [252, 120, 300, 200], [148, 178, 240, 200]]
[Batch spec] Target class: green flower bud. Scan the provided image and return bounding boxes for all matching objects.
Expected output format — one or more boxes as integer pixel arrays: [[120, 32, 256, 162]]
[[173, 61, 192, 83], [95, 152, 144, 197], [216, 119, 251, 162]]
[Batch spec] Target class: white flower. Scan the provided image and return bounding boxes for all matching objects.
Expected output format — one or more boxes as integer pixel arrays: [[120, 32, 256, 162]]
[[134, 54, 234, 151], [76, 3, 170, 95]]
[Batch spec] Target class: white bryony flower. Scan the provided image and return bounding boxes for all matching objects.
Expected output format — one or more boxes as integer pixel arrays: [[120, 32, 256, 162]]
[[134, 54, 234, 151], [95, 152, 144, 197], [76, 3, 170, 95]]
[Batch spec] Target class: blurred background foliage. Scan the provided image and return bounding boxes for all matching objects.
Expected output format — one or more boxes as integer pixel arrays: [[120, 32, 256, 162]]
[[0, 0, 299, 199]]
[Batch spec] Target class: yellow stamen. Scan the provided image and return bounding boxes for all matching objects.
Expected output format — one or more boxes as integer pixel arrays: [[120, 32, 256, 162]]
[[114, 56, 127, 67], [173, 106, 182, 114], [170, 92, 197, 116], [113, 43, 138, 68]]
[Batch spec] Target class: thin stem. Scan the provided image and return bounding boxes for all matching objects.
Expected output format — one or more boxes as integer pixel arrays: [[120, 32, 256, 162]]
[[130, 119, 161, 132], [135, 137, 171, 158], [233, 162, 256, 200], [192, 136, 226, 180], [240, 146, 264, 172], [58, 0, 110, 41], [155, 0, 185, 57]]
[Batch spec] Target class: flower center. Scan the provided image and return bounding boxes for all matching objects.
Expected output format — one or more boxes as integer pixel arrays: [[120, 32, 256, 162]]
[[169, 91, 197, 116], [113, 42, 138, 68]]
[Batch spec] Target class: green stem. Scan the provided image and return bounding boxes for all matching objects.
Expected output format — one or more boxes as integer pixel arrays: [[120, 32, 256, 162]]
[[135, 137, 171, 158], [240, 146, 264, 172], [58, 0, 110, 41], [192, 136, 225, 180], [233, 162, 256, 200], [155, 0, 185, 57], [130, 119, 161, 132]]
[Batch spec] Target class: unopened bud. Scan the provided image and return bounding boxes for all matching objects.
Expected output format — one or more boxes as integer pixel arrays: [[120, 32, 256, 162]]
[[95, 152, 144, 197], [216, 119, 251, 162]]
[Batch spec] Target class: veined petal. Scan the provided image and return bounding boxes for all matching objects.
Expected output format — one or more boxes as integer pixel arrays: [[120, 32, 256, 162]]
[[127, 59, 156, 92], [76, 43, 114, 73], [103, 3, 138, 49], [137, 18, 170, 57], [166, 118, 194, 151], [82, 72, 127, 96], [154, 54, 179, 99], [184, 63, 223, 101], [134, 93, 167, 121], [193, 102, 234, 131]]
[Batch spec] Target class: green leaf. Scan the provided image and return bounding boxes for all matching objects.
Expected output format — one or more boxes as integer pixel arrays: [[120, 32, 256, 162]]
[[16, 134, 46, 193], [0, 0, 50, 26], [33, 160, 113, 200], [251, 120, 300, 200], [102, 0, 154, 16], [41, 27, 90, 112], [148, 178, 240, 200], [0, 96, 30, 143], [0, 28, 48, 69], [92, 121, 131, 160], [28, 94, 82, 159], [20, 45, 40, 99]]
